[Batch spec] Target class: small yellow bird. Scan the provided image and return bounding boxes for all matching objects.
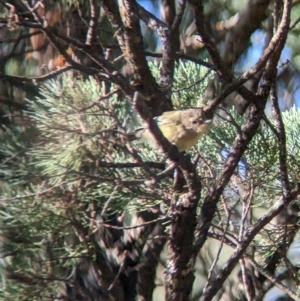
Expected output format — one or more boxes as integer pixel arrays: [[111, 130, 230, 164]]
[[129, 108, 212, 152]]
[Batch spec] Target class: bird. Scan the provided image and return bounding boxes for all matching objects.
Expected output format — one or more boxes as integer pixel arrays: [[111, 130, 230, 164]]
[[128, 108, 213, 152]]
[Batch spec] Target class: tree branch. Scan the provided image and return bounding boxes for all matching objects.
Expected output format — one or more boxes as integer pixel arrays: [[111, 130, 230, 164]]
[[196, 0, 292, 299]]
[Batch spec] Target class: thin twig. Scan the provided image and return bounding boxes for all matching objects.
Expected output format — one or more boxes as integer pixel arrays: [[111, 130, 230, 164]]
[[245, 255, 299, 301], [239, 258, 253, 301], [100, 216, 169, 231], [172, 69, 213, 93], [108, 250, 128, 291], [171, 0, 187, 32]]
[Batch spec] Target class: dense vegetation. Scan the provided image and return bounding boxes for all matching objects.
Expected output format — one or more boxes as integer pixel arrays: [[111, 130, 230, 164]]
[[0, 1, 300, 301]]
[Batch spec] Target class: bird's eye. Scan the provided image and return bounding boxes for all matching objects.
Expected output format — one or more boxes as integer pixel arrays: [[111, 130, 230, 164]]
[[192, 120, 198, 125]]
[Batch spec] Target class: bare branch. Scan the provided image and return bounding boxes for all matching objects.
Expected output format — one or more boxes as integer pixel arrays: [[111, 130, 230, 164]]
[[101, 0, 172, 114], [85, 0, 99, 46], [245, 255, 299, 301], [196, 0, 292, 299], [171, 0, 187, 32], [270, 83, 290, 191], [137, 3, 175, 95]]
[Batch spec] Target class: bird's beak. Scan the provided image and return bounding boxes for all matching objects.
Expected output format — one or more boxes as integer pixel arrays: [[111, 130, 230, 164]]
[[204, 119, 212, 124]]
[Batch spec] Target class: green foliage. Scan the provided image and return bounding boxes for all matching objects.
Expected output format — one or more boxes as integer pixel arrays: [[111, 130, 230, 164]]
[[0, 62, 215, 298], [195, 108, 280, 215], [193, 105, 300, 238], [149, 60, 214, 108], [4, 58, 40, 78], [282, 106, 300, 182], [2, 62, 300, 299], [289, 5, 300, 68], [198, 106, 300, 258]]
